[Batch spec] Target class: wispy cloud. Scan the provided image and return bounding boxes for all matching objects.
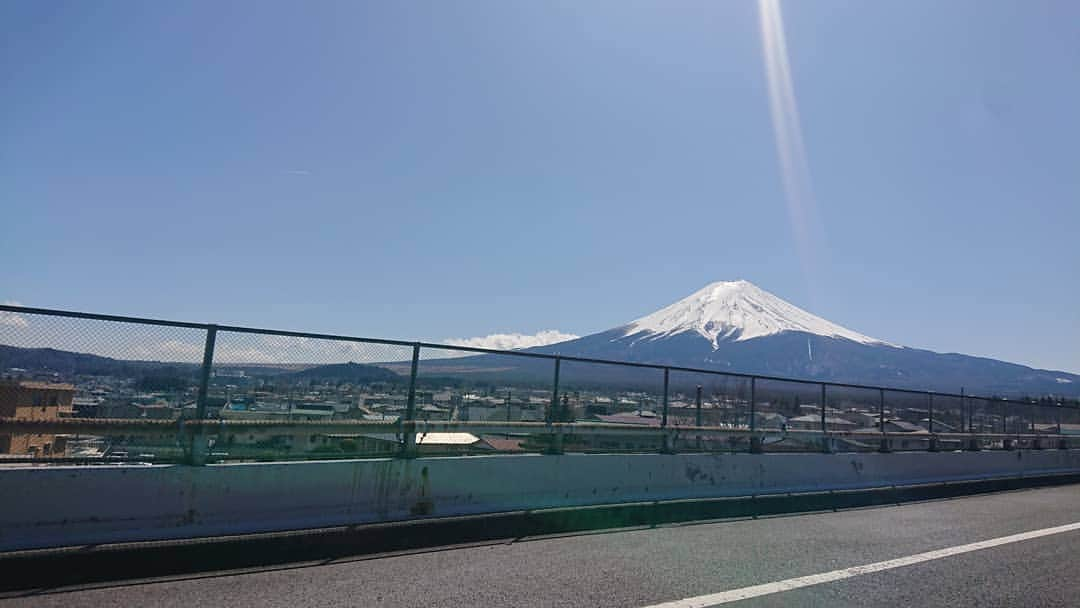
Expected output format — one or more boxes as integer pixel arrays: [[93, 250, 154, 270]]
[[0, 300, 28, 327], [283, 169, 311, 176], [444, 330, 579, 351]]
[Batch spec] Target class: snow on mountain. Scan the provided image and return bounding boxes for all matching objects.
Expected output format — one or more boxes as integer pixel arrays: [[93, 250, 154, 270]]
[[622, 280, 890, 347], [440, 279, 1079, 397]]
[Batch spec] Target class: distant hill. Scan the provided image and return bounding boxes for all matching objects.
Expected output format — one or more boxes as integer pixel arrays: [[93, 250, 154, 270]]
[[0, 344, 198, 379], [0, 344, 401, 385], [287, 361, 400, 384]]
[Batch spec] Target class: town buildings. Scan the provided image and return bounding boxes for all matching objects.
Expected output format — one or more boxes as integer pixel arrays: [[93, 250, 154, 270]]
[[0, 380, 75, 456]]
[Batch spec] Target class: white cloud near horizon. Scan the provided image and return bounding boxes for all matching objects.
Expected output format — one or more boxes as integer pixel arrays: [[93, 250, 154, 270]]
[[283, 169, 311, 176], [0, 301, 28, 327], [444, 330, 579, 351], [0, 304, 577, 363]]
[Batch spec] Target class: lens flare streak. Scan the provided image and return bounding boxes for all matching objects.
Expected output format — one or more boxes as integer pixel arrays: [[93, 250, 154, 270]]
[[758, 0, 826, 294]]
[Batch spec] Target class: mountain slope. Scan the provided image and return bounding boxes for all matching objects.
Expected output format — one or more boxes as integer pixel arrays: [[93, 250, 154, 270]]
[[0, 344, 198, 379], [524, 281, 1079, 397], [289, 362, 399, 383]]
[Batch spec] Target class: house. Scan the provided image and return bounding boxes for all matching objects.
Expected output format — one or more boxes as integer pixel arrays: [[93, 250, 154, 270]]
[[882, 420, 928, 433], [922, 419, 958, 433], [217, 401, 337, 452], [751, 411, 787, 430], [320, 432, 493, 455], [594, 411, 661, 427], [844, 419, 934, 451], [482, 436, 527, 452], [787, 414, 858, 432], [0, 380, 75, 456], [418, 404, 450, 421], [843, 411, 881, 428], [219, 401, 335, 421]]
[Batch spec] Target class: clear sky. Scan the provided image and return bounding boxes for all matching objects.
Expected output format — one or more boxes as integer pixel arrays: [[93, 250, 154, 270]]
[[2, 1, 1078, 373]]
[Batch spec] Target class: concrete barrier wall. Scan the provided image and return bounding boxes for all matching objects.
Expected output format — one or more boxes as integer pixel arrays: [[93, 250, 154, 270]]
[[4, 450, 1080, 552]]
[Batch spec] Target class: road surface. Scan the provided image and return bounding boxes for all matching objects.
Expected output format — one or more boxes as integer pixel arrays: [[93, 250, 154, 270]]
[[3, 484, 1079, 607]]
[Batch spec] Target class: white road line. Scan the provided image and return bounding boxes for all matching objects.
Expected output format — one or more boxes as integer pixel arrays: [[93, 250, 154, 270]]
[[642, 521, 1080, 608]]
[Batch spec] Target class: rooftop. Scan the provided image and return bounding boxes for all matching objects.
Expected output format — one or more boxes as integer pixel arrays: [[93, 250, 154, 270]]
[[0, 380, 75, 391]]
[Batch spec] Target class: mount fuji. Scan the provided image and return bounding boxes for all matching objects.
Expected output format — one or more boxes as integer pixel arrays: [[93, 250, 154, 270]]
[[523, 280, 1080, 397]]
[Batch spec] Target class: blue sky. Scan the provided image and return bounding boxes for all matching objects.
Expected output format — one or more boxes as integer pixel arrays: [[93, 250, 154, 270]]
[[2, 0, 1078, 372]]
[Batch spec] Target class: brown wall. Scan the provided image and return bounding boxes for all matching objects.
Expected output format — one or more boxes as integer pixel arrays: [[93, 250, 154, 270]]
[[0, 381, 75, 456]]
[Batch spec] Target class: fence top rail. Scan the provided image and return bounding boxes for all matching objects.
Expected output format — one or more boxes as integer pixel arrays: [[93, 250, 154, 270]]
[[0, 417, 1071, 443], [0, 304, 212, 331], [1, 304, 1075, 411]]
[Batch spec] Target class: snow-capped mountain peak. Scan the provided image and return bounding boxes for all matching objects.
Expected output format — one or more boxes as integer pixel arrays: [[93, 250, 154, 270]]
[[623, 280, 888, 347]]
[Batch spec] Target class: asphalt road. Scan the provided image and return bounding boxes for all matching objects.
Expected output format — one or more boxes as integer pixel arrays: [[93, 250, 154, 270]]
[[4, 484, 1080, 607]]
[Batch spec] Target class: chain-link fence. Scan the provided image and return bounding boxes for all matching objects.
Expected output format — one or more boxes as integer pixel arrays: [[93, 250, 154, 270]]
[[0, 308, 207, 462], [206, 330, 415, 461], [2, 304, 1079, 464]]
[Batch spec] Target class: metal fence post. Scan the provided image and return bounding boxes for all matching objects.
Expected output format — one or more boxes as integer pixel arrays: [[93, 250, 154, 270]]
[[1001, 398, 1007, 434], [660, 368, 670, 427], [546, 357, 563, 454], [1058, 401, 1067, 450], [695, 385, 703, 451], [402, 343, 420, 457], [927, 392, 938, 452], [660, 367, 673, 453], [820, 383, 830, 453], [1018, 400, 1027, 448], [878, 388, 890, 453], [963, 388, 972, 436], [695, 385, 703, 427], [878, 388, 885, 429], [549, 356, 561, 423], [962, 388, 979, 451], [190, 325, 217, 466], [997, 399, 1006, 451], [927, 392, 934, 433], [749, 377, 761, 453], [1028, 401, 1039, 449]]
